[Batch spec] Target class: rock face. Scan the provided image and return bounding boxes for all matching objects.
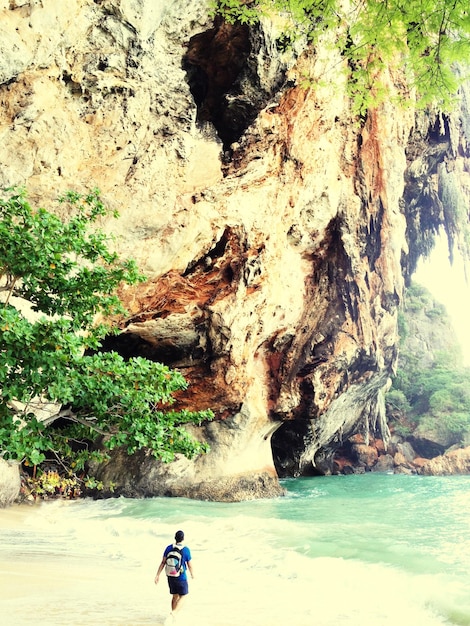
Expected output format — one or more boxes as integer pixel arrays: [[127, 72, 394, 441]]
[[417, 447, 470, 476], [0, 459, 20, 507], [1, 1, 469, 500], [326, 286, 469, 476]]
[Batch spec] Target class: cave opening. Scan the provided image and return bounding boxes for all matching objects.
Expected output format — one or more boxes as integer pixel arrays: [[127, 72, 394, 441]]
[[91, 332, 179, 365], [271, 420, 324, 478], [183, 16, 286, 154], [183, 17, 252, 151]]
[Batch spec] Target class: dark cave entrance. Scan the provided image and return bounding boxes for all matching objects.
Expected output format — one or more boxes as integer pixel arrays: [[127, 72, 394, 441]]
[[183, 18, 252, 151], [90, 332, 185, 367], [183, 16, 287, 153], [271, 420, 324, 478]]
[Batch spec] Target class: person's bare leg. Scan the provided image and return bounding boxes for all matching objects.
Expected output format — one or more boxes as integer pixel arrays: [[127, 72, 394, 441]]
[[172, 594, 186, 614], [171, 594, 180, 612]]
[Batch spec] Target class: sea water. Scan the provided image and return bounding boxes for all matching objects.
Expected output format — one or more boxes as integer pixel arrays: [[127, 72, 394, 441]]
[[1, 473, 470, 626]]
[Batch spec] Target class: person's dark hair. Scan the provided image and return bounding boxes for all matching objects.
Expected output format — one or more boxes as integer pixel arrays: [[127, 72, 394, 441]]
[[175, 530, 184, 543]]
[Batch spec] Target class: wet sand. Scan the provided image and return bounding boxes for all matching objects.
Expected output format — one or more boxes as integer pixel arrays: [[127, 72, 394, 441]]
[[0, 502, 38, 528], [1, 504, 93, 602]]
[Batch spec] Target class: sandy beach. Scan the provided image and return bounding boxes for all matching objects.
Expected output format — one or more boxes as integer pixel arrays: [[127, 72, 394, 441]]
[[0, 503, 39, 528]]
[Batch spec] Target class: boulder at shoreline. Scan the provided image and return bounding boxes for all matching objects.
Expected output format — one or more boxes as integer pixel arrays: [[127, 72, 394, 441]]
[[0, 459, 20, 507]]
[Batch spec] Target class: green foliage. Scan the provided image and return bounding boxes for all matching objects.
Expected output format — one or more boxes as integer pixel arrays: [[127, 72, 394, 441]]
[[386, 281, 470, 445], [397, 311, 408, 343], [21, 469, 83, 500], [0, 188, 213, 496], [388, 349, 470, 444], [212, 0, 470, 112], [405, 281, 433, 311], [425, 303, 446, 320], [211, 0, 260, 24], [393, 423, 413, 438], [386, 389, 411, 414], [0, 188, 141, 329]]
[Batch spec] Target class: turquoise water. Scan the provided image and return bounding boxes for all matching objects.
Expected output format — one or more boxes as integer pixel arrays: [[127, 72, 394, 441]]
[[1, 473, 470, 625]]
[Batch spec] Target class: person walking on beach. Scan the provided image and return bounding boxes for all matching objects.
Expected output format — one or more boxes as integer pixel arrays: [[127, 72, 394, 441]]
[[155, 530, 194, 623]]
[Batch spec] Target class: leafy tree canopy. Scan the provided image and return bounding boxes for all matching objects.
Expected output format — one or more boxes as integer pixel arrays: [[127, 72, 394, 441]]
[[387, 283, 470, 445], [0, 188, 213, 495], [389, 350, 470, 443], [212, 0, 470, 112]]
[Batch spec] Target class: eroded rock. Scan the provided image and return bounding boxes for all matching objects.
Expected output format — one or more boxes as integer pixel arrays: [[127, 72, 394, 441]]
[[1, 0, 470, 499], [0, 459, 21, 507], [418, 447, 470, 476]]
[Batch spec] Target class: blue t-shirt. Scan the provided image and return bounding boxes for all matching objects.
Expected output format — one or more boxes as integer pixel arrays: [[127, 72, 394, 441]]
[[163, 543, 191, 581]]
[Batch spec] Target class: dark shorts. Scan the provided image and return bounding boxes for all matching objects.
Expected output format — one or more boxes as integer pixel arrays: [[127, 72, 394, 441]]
[[167, 576, 188, 596]]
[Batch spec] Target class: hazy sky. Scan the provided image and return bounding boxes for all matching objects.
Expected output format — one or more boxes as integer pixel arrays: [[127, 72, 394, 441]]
[[414, 233, 470, 366]]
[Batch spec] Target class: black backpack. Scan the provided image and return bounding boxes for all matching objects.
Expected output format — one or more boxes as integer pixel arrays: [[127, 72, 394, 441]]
[[165, 545, 183, 577]]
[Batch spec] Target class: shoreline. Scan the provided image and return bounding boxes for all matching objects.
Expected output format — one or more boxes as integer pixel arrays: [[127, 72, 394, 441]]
[[0, 502, 40, 528]]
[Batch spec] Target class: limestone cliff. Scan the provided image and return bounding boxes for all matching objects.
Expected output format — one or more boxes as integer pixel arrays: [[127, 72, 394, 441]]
[[1, 0, 469, 500], [330, 285, 466, 476]]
